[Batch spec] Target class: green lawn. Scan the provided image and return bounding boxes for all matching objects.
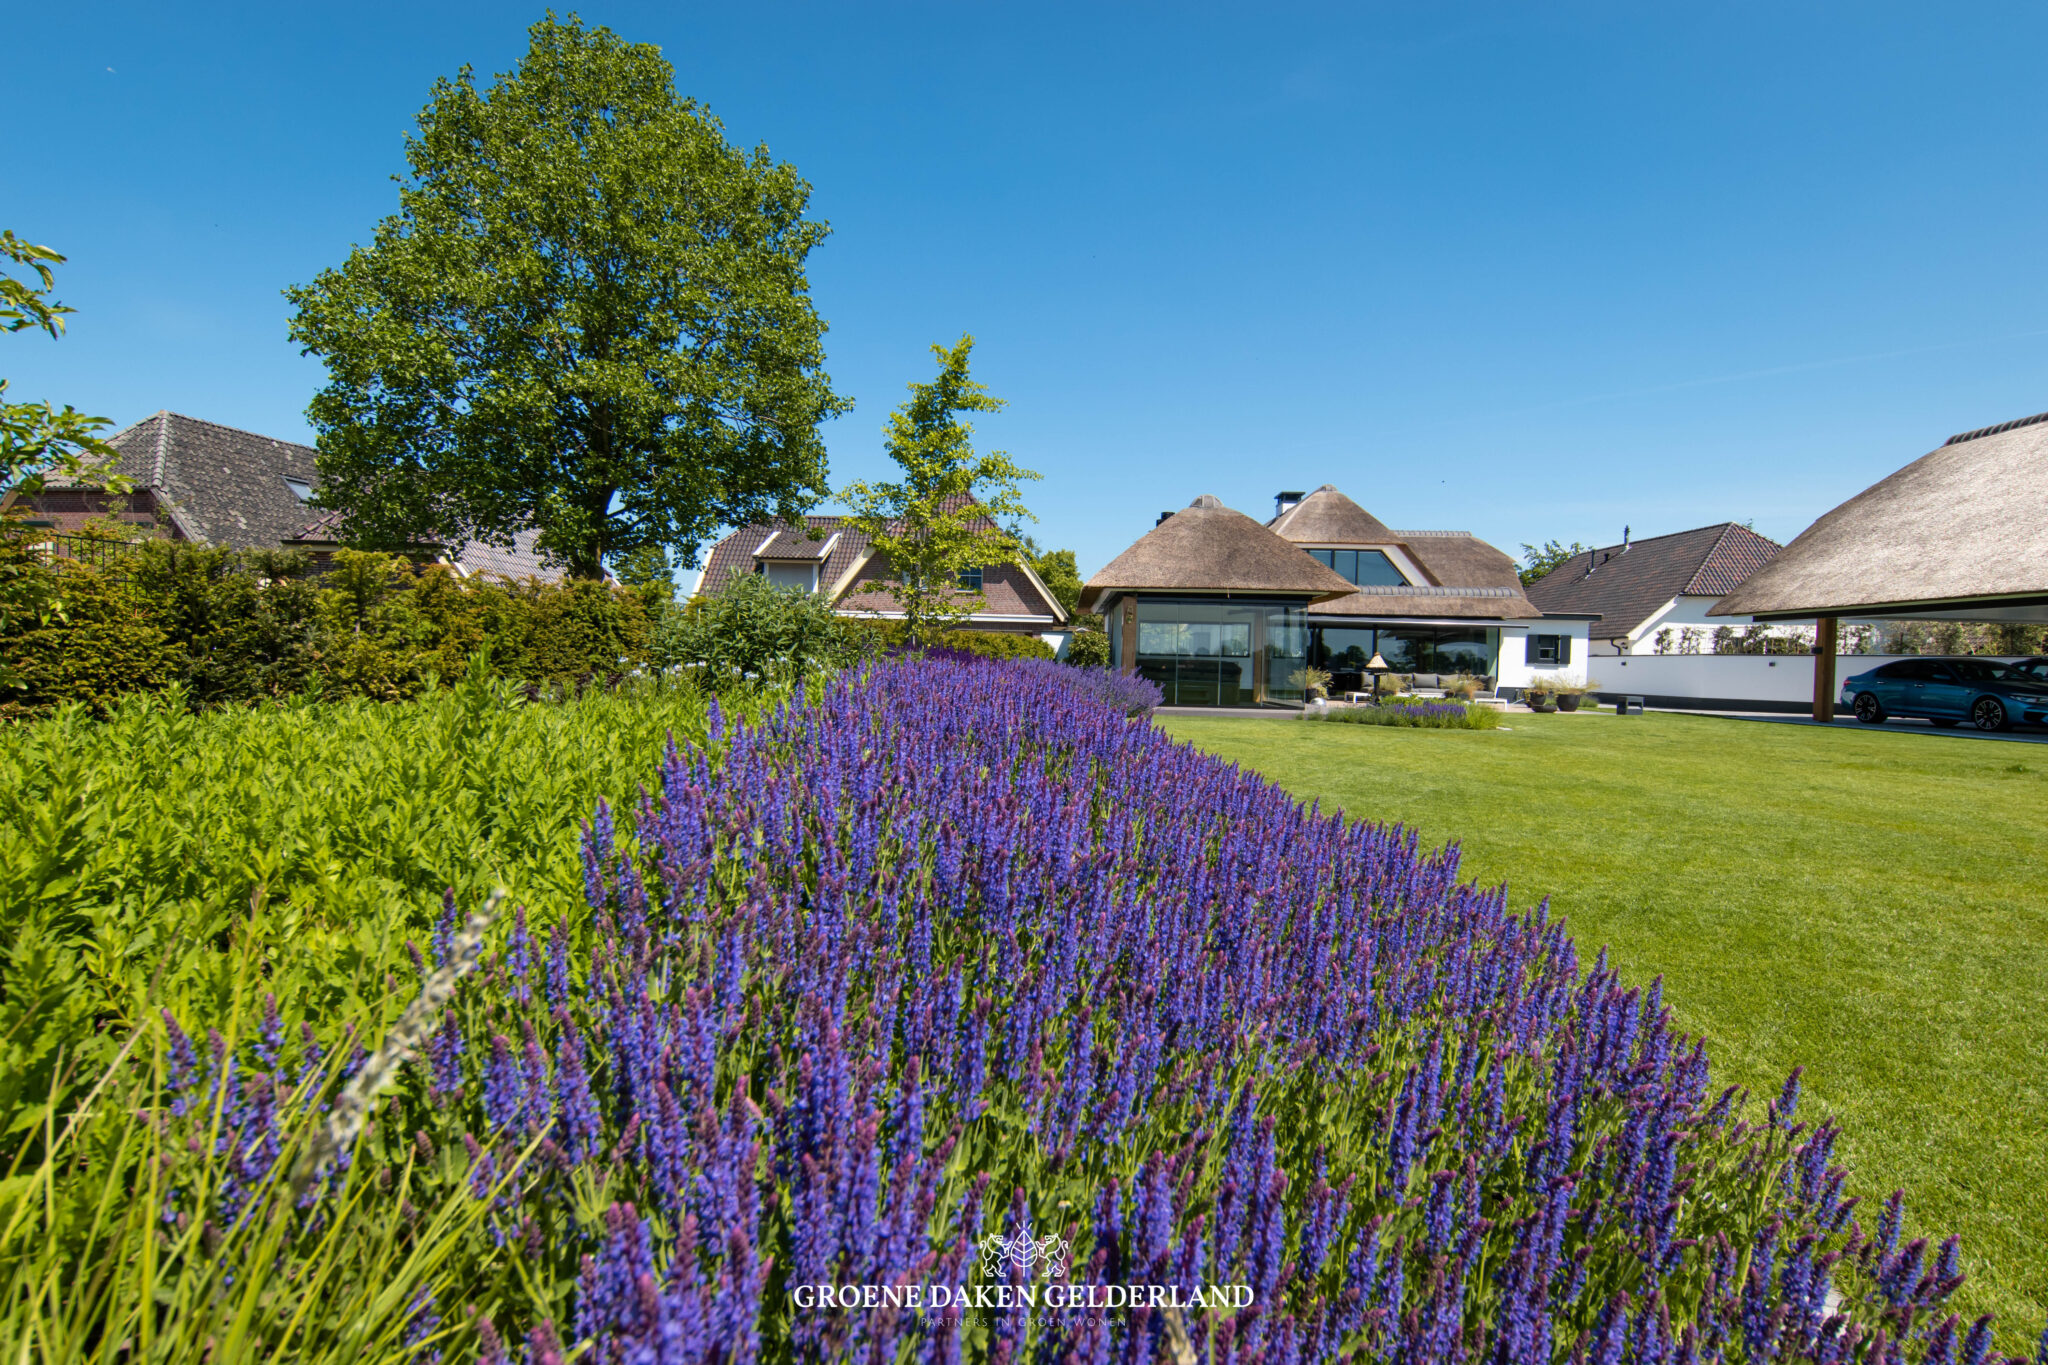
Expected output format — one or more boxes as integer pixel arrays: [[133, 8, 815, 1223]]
[[1160, 708, 2048, 1343]]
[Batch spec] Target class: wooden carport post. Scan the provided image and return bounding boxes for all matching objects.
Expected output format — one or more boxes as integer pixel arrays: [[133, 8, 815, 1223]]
[[1119, 598, 1138, 676], [1811, 616, 1838, 722]]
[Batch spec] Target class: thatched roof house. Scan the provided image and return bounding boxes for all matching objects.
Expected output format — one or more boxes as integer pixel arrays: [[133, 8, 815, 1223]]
[[1712, 410, 2048, 621], [1077, 495, 1353, 611], [1084, 486, 1579, 708]]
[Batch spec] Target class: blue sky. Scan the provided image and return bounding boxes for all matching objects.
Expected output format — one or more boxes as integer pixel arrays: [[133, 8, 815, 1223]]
[[15, 3, 2048, 581]]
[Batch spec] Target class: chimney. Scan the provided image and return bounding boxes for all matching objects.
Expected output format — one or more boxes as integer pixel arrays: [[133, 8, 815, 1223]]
[[1156, 511, 1174, 526], [1274, 490, 1306, 518], [1620, 525, 1631, 552]]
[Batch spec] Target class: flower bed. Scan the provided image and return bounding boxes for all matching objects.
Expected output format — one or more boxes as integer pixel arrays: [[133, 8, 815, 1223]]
[[1322, 697, 1503, 729], [21, 654, 1990, 1363]]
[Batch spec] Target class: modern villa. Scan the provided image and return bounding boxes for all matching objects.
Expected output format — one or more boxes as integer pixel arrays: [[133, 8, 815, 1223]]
[[1081, 485, 1597, 707]]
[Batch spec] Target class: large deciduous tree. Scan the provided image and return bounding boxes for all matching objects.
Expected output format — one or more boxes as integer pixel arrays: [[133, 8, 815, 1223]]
[[286, 15, 850, 580], [840, 337, 1040, 644]]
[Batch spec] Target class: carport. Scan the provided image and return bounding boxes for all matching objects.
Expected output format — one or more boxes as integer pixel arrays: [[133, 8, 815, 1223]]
[[1711, 409, 2048, 721]]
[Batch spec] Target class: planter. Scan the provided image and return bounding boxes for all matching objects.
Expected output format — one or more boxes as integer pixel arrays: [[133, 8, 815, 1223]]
[[1524, 692, 1557, 713], [1557, 694, 1582, 712]]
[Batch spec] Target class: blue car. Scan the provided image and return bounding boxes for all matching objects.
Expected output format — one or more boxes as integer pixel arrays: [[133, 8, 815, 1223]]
[[1840, 657, 2048, 731]]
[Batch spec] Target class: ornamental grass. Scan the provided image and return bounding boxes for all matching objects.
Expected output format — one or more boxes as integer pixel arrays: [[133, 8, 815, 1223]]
[[1, 655, 2006, 1363]]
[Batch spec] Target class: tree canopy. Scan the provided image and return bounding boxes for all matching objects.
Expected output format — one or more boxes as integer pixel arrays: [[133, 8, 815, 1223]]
[[2, 231, 117, 495], [287, 15, 849, 580], [839, 337, 1040, 643], [1518, 538, 1592, 585]]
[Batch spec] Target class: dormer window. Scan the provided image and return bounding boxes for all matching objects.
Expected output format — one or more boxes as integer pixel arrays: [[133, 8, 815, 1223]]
[[1306, 548, 1405, 586], [957, 566, 984, 591], [758, 561, 819, 592], [283, 477, 314, 503]]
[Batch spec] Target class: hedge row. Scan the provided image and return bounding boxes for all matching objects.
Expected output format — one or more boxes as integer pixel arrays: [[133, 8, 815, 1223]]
[[0, 533, 658, 719]]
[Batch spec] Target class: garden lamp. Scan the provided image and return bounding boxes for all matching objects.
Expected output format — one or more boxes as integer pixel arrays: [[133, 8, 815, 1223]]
[[1367, 651, 1389, 699]]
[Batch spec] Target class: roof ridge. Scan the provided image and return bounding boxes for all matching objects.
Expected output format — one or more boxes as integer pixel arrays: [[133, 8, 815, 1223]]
[[1943, 409, 2048, 446], [157, 410, 321, 453], [153, 411, 170, 486], [1342, 584, 1521, 597]]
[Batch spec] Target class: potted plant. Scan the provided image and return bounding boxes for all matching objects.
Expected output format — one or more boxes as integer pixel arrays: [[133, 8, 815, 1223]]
[[1522, 682, 1557, 713], [1551, 675, 1602, 712]]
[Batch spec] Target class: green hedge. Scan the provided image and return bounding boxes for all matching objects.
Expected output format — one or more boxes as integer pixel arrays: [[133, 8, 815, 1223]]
[[850, 617, 1056, 660], [0, 532, 656, 718]]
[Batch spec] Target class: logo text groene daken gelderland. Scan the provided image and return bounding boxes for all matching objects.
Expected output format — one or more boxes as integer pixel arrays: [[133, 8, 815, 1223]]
[[790, 1282, 1256, 1312]]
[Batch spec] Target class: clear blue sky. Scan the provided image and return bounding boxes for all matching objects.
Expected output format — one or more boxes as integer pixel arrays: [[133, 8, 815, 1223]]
[[15, 3, 2048, 580]]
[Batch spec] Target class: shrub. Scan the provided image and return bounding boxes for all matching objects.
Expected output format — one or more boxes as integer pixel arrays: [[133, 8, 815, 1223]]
[[655, 572, 867, 687], [1322, 697, 1502, 729], [0, 536, 172, 720], [0, 541, 657, 715], [1, 655, 1976, 1361], [1063, 625, 1110, 668], [0, 669, 765, 1144], [851, 616, 1058, 662]]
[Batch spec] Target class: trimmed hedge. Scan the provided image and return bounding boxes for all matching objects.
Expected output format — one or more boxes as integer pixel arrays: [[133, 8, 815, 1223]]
[[0, 533, 655, 718], [851, 617, 1058, 661]]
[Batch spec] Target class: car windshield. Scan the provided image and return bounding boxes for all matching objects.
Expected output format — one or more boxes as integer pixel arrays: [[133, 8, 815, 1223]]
[[1946, 660, 2018, 682]]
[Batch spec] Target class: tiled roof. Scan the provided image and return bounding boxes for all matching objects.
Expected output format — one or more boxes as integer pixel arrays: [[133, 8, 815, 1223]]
[[64, 411, 322, 550], [290, 509, 561, 581], [697, 507, 1062, 622], [754, 527, 839, 561], [1524, 523, 1782, 640]]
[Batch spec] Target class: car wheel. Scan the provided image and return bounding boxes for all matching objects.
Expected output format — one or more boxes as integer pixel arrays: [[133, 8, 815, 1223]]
[[1972, 697, 2009, 732], [1853, 692, 1887, 724]]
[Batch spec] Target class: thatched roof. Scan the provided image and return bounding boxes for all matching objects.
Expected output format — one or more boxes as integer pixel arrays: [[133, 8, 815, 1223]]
[[1711, 411, 2048, 619], [1268, 485, 1396, 543], [1309, 585, 1545, 620], [1080, 496, 1354, 611]]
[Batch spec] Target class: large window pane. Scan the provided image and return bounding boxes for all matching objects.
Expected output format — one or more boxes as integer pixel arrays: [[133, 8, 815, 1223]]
[[1375, 630, 1423, 671], [1354, 551, 1405, 586], [1434, 628, 1495, 677], [1138, 621, 1181, 656]]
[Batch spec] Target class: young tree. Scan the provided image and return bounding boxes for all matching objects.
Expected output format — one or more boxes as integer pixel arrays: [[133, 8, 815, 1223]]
[[287, 16, 850, 580], [839, 337, 1040, 643], [1518, 538, 1592, 585]]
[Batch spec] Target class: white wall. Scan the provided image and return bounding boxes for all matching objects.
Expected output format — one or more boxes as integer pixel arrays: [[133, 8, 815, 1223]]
[[1497, 620, 1596, 690], [1585, 654, 2022, 711], [1587, 596, 1810, 655]]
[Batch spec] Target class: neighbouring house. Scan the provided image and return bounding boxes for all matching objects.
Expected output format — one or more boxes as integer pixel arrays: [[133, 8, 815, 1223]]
[[1523, 522, 1785, 655], [1079, 485, 1596, 708], [693, 507, 1070, 638], [4, 410, 562, 579]]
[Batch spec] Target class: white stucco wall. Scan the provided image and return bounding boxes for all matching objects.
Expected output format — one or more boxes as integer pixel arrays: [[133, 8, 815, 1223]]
[[1588, 654, 2022, 708], [1497, 620, 1597, 690]]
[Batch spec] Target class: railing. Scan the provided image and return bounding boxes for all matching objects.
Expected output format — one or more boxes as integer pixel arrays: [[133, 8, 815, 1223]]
[[15, 529, 150, 573]]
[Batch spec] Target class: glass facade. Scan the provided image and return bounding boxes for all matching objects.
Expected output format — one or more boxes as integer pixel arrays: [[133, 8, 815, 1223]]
[[1127, 597, 1309, 707], [1309, 625, 1500, 693], [1304, 548, 1406, 586]]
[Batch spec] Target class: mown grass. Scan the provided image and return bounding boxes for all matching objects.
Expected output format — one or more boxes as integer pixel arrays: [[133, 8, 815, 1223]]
[[1159, 708, 2048, 1346]]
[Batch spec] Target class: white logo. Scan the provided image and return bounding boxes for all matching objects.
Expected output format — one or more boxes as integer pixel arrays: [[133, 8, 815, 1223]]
[[978, 1232, 1073, 1282]]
